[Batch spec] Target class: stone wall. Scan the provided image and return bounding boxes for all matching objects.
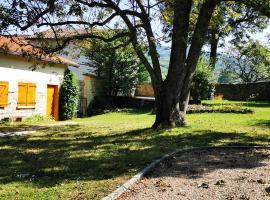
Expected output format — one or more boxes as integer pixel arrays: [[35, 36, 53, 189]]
[[83, 74, 105, 115], [0, 92, 46, 120], [215, 81, 270, 101]]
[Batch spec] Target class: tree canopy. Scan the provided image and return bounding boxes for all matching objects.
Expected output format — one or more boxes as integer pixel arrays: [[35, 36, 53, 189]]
[[83, 31, 148, 96], [224, 40, 270, 83]]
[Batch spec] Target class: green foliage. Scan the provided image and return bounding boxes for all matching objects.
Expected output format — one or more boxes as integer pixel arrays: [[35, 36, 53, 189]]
[[160, 1, 268, 44], [59, 69, 80, 120], [218, 68, 238, 83], [84, 31, 149, 96], [224, 40, 270, 82], [190, 57, 216, 102], [187, 104, 254, 114], [25, 114, 53, 122]]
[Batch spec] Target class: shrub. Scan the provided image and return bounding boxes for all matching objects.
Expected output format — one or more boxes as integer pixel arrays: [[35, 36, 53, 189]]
[[59, 69, 80, 120], [190, 57, 216, 104]]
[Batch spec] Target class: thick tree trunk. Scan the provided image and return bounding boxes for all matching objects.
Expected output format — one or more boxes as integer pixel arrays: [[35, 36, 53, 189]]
[[151, 0, 217, 129], [179, 91, 190, 113], [152, 83, 187, 129], [152, 100, 186, 129]]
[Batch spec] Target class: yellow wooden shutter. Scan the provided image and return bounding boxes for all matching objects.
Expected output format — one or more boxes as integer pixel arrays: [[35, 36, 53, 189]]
[[27, 83, 36, 106], [18, 83, 27, 106], [18, 82, 37, 107], [0, 81, 8, 107]]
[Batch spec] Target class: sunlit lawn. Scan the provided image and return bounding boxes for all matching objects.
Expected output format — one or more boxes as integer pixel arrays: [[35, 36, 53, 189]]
[[0, 101, 269, 200]]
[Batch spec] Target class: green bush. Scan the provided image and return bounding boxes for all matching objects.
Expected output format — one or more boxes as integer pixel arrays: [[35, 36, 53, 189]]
[[59, 69, 80, 120], [190, 57, 216, 103]]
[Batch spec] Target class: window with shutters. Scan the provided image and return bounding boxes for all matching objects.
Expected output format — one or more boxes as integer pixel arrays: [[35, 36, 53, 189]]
[[18, 83, 36, 107], [0, 81, 9, 108]]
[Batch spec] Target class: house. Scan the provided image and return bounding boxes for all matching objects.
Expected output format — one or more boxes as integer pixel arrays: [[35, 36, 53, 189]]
[[23, 28, 105, 115], [0, 36, 79, 121], [24, 28, 97, 80]]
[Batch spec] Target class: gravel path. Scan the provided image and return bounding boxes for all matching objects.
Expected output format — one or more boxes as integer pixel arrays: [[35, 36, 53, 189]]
[[120, 148, 270, 200]]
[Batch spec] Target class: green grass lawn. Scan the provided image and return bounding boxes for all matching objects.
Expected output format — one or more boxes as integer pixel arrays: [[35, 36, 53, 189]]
[[0, 101, 269, 200]]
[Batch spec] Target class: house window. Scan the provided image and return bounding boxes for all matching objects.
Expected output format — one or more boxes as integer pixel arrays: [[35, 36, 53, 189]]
[[0, 81, 9, 108], [18, 83, 36, 107]]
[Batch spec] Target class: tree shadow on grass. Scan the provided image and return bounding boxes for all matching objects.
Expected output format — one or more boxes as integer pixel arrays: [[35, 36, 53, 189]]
[[243, 101, 270, 108], [0, 124, 269, 188], [253, 120, 270, 128]]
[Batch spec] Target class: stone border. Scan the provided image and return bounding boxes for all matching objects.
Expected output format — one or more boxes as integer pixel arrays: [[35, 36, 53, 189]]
[[102, 145, 270, 200]]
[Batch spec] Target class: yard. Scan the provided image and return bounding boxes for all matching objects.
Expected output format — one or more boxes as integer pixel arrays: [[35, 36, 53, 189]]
[[0, 101, 269, 200]]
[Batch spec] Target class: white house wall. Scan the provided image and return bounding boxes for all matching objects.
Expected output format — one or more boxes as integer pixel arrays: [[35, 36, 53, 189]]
[[60, 42, 95, 80], [30, 39, 95, 80], [0, 54, 65, 119]]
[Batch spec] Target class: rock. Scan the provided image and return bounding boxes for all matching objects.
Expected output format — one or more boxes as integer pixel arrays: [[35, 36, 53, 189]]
[[158, 188, 167, 192], [215, 179, 225, 186], [197, 182, 209, 189], [257, 179, 266, 184], [155, 179, 171, 188], [265, 187, 270, 194], [16, 173, 31, 179], [177, 192, 186, 196], [225, 195, 234, 200], [239, 195, 250, 200]]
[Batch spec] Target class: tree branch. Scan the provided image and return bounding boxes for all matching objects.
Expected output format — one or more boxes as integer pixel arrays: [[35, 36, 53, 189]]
[[41, 31, 130, 53], [16, 0, 56, 31], [187, 0, 219, 71], [166, 0, 192, 82], [37, 13, 118, 28], [102, 0, 156, 82]]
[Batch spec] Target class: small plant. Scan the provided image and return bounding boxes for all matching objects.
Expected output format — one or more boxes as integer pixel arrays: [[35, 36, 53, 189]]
[[247, 93, 259, 101], [24, 114, 53, 122]]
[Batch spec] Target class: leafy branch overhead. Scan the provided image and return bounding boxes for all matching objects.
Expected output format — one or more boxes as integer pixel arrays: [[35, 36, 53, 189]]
[[225, 40, 270, 83]]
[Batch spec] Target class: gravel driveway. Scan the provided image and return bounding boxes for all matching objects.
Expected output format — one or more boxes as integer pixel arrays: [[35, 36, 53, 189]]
[[119, 147, 270, 200]]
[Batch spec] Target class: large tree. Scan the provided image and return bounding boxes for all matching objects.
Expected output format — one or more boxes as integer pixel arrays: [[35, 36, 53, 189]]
[[0, 0, 269, 128]]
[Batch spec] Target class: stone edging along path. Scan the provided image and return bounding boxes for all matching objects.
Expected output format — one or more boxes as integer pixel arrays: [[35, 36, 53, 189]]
[[102, 145, 270, 200]]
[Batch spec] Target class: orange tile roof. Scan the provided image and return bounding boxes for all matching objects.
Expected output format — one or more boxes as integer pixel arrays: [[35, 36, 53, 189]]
[[0, 36, 79, 67]]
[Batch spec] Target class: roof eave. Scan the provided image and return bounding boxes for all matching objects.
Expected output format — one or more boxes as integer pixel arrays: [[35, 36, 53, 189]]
[[0, 51, 80, 68]]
